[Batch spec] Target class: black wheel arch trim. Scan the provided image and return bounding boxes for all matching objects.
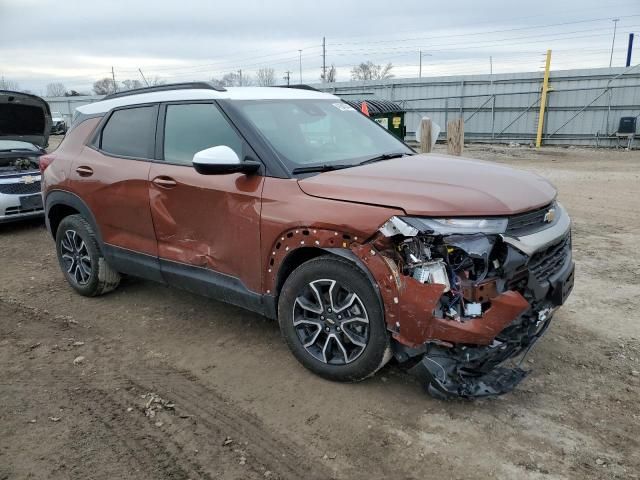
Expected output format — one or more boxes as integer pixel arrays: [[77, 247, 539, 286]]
[[44, 193, 381, 323], [270, 246, 385, 322], [45, 190, 103, 244], [322, 247, 385, 314]]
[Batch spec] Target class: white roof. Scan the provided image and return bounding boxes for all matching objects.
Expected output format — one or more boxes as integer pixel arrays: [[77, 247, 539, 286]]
[[77, 86, 338, 115]]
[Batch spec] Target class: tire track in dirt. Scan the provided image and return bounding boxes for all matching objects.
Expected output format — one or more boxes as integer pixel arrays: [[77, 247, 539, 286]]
[[0, 297, 333, 480], [71, 386, 211, 480]]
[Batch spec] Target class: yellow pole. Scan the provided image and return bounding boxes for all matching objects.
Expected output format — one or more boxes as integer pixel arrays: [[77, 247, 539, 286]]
[[536, 49, 552, 148]]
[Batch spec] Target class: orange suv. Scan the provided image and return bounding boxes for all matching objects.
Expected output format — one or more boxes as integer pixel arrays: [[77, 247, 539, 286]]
[[42, 83, 574, 398]]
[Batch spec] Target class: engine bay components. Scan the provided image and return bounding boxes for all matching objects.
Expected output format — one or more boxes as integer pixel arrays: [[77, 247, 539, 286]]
[[411, 261, 450, 292]]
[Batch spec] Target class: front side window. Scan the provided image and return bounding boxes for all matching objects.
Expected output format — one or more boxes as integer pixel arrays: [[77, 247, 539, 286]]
[[100, 106, 157, 159], [233, 99, 412, 170], [163, 103, 242, 165]]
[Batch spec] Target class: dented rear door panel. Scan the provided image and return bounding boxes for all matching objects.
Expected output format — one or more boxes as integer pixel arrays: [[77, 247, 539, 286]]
[[69, 145, 157, 256]]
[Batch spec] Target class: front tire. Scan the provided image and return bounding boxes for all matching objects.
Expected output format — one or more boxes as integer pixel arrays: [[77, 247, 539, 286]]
[[278, 255, 391, 382], [55, 214, 120, 296]]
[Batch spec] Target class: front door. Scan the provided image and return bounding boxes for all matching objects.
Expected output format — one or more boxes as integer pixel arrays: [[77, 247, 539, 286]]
[[149, 102, 264, 299]]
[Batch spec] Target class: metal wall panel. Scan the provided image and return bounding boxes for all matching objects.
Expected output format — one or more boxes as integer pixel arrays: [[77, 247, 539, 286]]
[[44, 96, 103, 126], [314, 66, 640, 146]]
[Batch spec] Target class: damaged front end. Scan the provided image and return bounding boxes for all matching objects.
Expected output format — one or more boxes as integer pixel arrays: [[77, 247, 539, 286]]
[[370, 203, 575, 399]]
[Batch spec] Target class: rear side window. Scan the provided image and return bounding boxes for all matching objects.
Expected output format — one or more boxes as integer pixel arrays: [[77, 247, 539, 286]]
[[163, 103, 242, 165], [100, 106, 157, 159]]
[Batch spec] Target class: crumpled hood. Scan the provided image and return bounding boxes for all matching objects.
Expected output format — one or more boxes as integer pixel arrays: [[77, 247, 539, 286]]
[[0, 90, 51, 147], [297, 154, 556, 216]]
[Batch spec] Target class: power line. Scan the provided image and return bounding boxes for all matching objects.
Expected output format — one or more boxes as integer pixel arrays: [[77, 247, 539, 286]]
[[328, 24, 640, 56], [327, 13, 640, 47], [324, 2, 637, 47], [115, 45, 322, 75], [158, 53, 322, 79], [117, 18, 640, 80]]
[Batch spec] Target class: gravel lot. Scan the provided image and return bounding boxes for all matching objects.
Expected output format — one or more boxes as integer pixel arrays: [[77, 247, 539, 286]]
[[1, 137, 639, 479]]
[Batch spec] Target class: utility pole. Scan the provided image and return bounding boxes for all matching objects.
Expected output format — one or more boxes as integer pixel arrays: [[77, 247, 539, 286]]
[[490, 56, 495, 139], [627, 33, 635, 67], [609, 18, 620, 67], [111, 66, 118, 92], [238, 69, 242, 86], [298, 50, 303, 83], [138, 68, 150, 87], [284, 71, 291, 86], [418, 51, 431, 78], [322, 37, 326, 82]]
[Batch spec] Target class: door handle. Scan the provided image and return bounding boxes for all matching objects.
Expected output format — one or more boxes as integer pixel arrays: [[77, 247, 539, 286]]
[[75, 166, 93, 177], [152, 176, 177, 188]]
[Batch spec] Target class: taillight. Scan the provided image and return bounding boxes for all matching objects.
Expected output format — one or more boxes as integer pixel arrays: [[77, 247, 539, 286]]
[[39, 154, 55, 174]]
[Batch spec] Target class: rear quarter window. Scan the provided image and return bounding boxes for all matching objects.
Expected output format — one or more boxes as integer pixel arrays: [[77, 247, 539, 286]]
[[100, 106, 157, 159]]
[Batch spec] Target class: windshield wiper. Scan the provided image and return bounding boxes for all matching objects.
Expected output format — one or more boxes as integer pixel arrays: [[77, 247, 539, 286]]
[[292, 164, 353, 174], [358, 151, 412, 166]]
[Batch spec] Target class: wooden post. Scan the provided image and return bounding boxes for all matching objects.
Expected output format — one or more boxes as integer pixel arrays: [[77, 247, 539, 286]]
[[420, 118, 433, 153], [447, 118, 464, 155]]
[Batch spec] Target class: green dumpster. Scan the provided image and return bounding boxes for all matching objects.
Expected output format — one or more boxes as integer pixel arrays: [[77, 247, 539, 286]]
[[343, 99, 406, 140]]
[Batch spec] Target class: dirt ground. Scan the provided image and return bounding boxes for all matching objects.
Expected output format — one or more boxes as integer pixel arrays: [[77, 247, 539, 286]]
[[1, 137, 639, 479]]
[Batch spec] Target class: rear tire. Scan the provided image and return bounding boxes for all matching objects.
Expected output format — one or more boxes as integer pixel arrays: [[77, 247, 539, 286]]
[[55, 214, 120, 296], [278, 255, 390, 382]]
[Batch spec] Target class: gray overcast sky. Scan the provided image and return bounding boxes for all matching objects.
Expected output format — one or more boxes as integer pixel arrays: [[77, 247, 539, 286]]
[[1, 0, 639, 94]]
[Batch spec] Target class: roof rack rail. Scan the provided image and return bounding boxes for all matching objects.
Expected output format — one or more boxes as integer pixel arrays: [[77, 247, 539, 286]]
[[278, 84, 320, 92], [102, 82, 226, 100]]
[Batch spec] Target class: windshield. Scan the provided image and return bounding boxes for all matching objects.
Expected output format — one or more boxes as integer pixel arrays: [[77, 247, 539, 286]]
[[233, 99, 412, 170]]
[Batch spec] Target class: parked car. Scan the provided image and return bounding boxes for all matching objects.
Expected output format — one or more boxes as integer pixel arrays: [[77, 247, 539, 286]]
[[0, 90, 50, 222], [50, 111, 67, 135], [41, 82, 574, 398]]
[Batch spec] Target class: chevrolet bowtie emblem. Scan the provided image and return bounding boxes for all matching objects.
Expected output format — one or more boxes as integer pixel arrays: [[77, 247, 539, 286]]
[[543, 208, 556, 223], [21, 175, 36, 185]]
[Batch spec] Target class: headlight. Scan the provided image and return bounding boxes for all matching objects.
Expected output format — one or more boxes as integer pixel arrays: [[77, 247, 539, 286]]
[[402, 216, 508, 235]]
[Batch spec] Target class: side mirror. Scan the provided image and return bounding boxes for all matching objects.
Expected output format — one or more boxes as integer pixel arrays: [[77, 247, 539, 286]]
[[192, 146, 261, 175]]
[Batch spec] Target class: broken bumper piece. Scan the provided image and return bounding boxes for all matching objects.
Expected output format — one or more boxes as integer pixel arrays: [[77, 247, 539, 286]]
[[409, 360, 528, 399], [401, 304, 556, 399]]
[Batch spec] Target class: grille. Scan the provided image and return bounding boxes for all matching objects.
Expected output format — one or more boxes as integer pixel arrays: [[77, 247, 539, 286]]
[[506, 203, 554, 236], [528, 233, 571, 282], [0, 181, 42, 195], [4, 204, 44, 216]]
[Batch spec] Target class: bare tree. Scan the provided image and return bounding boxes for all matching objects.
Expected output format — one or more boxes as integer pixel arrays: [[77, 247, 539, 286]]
[[148, 76, 166, 86], [46, 82, 67, 96], [256, 67, 276, 86], [321, 64, 337, 83], [121, 79, 143, 91], [93, 77, 116, 95], [350, 62, 394, 81], [0, 77, 20, 91], [211, 72, 253, 87]]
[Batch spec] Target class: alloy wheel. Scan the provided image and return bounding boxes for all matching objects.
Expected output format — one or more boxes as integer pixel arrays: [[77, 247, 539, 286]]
[[60, 229, 92, 285], [293, 279, 370, 365]]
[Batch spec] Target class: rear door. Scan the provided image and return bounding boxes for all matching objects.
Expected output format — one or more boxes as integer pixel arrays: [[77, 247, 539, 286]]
[[148, 101, 264, 297], [70, 104, 161, 280]]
